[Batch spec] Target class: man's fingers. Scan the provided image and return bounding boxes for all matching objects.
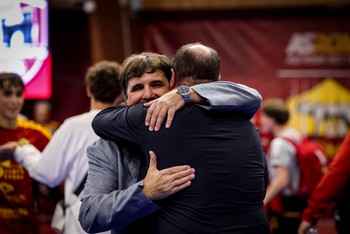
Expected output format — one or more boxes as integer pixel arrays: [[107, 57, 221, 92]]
[[160, 167, 195, 185], [297, 221, 313, 234], [145, 90, 183, 131], [0, 142, 18, 153], [172, 181, 192, 193], [161, 173, 195, 197], [148, 104, 163, 131], [145, 103, 156, 126], [148, 151, 157, 171], [172, 172, 195, 187], [143, 100, 154, 107], [170, 168, 195, 182], [154, 109, 168, 131], [165, 108, 176, 129], [161, 165, 192, 174]]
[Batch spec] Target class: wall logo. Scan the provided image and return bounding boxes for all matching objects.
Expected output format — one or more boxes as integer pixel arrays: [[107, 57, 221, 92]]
[[0, 0, 48, 84], [278, 32, 350, 78], [285, 32, 350, 66]]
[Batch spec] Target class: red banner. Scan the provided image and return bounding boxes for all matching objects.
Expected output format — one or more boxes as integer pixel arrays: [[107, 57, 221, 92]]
[[144, 17, 350, 99]]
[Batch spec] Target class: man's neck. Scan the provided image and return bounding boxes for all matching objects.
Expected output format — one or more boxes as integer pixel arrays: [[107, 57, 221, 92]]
[[178, 79, 215, 86], [90, 99, 114, 111], [273, 124, 288, 136], [0, 117, 17, 129]]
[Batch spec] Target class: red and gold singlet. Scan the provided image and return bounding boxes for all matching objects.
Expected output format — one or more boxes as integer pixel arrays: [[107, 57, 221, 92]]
[[0, 119, 50, 234]]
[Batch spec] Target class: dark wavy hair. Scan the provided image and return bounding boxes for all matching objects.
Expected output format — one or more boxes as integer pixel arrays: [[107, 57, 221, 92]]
[[0, 72, 24, 91], [120, 52, 173, 97], [85, 60, 122, 103], [261, 98, 290, 124]]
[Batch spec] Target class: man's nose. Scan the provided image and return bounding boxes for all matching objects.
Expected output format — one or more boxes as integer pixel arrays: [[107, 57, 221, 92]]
[[142, 87, 156, 100], [9, 94, 18, 102]]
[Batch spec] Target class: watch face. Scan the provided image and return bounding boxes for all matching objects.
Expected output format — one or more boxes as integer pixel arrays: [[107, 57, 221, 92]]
[[178, 85, 190, 95], [177, 85, 191, 104]]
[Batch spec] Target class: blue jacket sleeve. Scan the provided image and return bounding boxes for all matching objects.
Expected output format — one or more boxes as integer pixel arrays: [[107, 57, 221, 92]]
[[191, 81, 262, 118], [78, 139, 158, 233], [92, 105, 146, 145]]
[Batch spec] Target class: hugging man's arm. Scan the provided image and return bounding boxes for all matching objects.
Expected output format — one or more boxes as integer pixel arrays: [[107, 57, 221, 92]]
[[79, 139, 194, 233], [94, 81, 262, 137]]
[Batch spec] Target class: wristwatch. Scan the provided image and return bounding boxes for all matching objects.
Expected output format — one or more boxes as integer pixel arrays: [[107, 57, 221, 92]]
[[177, 85, 191, 105]]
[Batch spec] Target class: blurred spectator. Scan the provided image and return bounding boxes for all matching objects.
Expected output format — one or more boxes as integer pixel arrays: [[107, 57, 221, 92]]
[[0, 72, 50, 234], [298, 131, 350, 234], [251, 109, 274, 154], [33, 100, 61, 135], [261, 98, 306, 234]]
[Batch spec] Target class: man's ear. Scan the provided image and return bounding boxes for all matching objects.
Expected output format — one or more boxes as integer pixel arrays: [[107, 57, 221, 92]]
[[113, 93, 125, 106], [86, 86, 92, 98], [170, 68, 177, 89]]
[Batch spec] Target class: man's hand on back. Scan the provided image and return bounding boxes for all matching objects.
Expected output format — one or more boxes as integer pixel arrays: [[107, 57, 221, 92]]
[[142, 151, 195, 200], [144, 88, 204, 131], [144, 89, 184, 131]]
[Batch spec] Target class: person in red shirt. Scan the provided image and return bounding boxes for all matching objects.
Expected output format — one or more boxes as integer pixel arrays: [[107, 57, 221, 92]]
[[298, 131, 350, 234], [33, 100, 61, 135], [0, 72, 50, 234]]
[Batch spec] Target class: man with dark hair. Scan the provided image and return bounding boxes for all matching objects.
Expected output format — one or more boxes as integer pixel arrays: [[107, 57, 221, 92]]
[[88, 44, 269, 233], [0, 72, 50, 233], [119, 52, 174, 98], [261, 98, 304, 234], [85, 61, 124, 103]]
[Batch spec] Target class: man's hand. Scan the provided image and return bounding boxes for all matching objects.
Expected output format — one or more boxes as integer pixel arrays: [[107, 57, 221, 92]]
[[0, 141, 18, 161], [144, 88, 204, 131], [142, 151, 195, 200], [298, 220, 316, 234], [144, 89, 184, 131]]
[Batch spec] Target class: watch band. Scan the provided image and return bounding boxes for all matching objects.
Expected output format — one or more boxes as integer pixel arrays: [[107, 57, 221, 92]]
[[183, 93, 190, 104], [177, 85, 191, 105]]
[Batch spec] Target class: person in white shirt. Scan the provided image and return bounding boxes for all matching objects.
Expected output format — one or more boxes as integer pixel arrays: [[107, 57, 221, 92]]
[[261, 98, 304, 234], [13, 60, 124, 233]]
